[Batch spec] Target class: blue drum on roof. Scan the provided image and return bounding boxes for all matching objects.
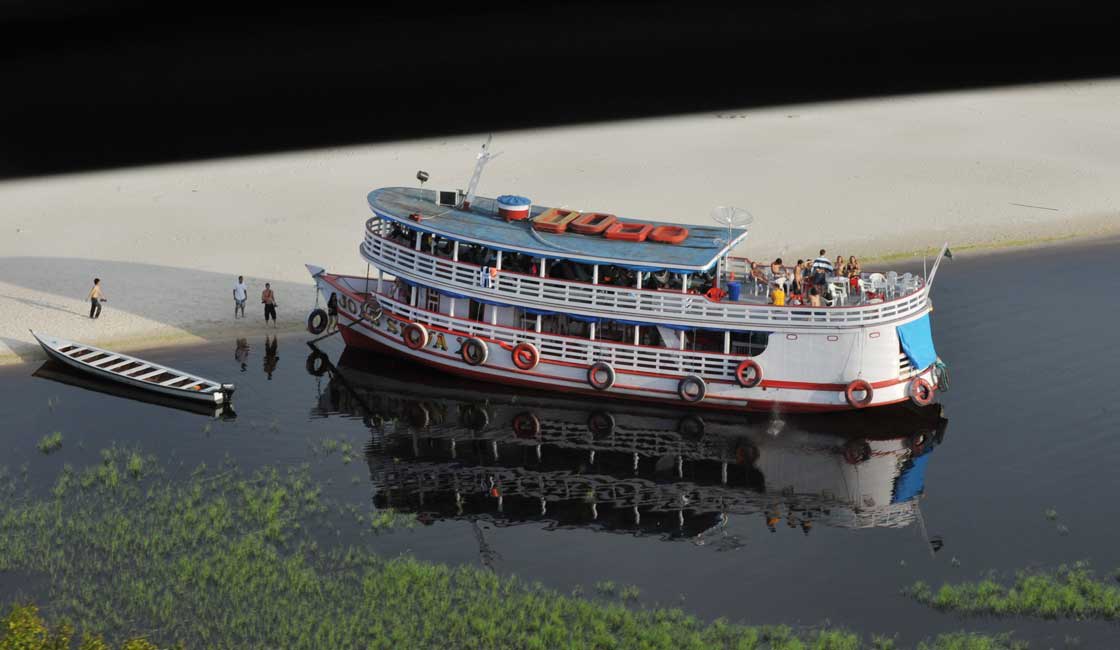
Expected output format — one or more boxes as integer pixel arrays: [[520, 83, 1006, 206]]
[[497, 195, 531, 207]]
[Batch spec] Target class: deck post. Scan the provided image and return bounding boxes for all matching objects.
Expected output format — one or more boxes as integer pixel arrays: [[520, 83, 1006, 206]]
[[680, 331, 686, 351], [633, 325, 640, 345], [452, 240, 459, 262], [682, 274, 690, 293], [414, 230, 422, 251], [490, 305, 498, 325], [592, 265, 598, 284], [723, 330, 730, 354], [411, 285, 418, 307], [377, 269, 384, 294], [535, 314, 542, 333], [539, 258, 547, 277], [496, 250, 503, 270], [448, 297, 456, 318], [589, 322, 596, 341], [636, 272, 643, 290]]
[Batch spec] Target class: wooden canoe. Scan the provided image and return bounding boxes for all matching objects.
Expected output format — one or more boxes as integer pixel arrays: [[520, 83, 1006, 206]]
[[30, 331, 234, 405]]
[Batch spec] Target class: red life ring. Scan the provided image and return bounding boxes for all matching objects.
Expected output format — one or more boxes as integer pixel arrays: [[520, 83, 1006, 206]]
[[908, 377, 934, 406], [511, 342, 540, 371], [844, 379, 874, 408], [512, 411, 541, 438], [648, 225, 689, 244], [568, 212, 617, 235], [587, 362, 616, 390], [735, 359, 763, 388], [603, 222, 653, 242], [461, 337, 489, 366], [678, 375, 707, 402], [402, 323, 428, 350]]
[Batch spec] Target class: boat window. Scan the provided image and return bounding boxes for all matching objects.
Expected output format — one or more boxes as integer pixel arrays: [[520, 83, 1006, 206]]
[[425, 289, 441, 312], [730, 331, 769, 356], [468, 299, 485, 321]]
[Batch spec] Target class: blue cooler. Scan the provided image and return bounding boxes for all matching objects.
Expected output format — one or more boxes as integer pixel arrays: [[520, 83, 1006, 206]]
[[726, 281, 742, 302]]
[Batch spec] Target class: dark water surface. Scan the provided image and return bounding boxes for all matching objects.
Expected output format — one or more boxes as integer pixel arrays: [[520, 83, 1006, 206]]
[[2, 239, 1119, 647]]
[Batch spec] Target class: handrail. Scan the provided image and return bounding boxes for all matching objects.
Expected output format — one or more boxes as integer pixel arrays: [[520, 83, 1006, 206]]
[[362, 218, 930, 330], [374, 292, 743, 381]]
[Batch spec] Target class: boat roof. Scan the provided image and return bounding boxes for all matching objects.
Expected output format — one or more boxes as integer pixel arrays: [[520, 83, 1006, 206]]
[[367, 187, 749, 273]]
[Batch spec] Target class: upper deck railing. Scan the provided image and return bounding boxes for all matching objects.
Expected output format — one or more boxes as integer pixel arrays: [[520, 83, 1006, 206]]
[[361, 218, 930, 330]]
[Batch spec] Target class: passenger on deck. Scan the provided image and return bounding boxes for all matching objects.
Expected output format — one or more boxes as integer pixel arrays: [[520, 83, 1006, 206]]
[[808, 287, 823, 307], [811, 249, 832, 271], [847, 256, 861, 277], [749, 261, 767, 287], [791, 260, 804, 295], [834, 255, 846, 276], [705, 284, 727, 302], [770, 282, 786, 306], [769, 258, 783, 277]]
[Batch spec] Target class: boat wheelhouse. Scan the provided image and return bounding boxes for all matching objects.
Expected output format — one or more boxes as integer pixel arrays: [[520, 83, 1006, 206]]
[[307, 154, 948, 413]]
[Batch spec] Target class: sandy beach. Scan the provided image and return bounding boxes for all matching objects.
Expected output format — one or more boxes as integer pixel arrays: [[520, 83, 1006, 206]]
[[3, 79, 1119, 366]]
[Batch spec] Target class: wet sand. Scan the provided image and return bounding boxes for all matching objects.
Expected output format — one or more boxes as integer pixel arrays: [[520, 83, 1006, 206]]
[[2, 78, 1119, 364]]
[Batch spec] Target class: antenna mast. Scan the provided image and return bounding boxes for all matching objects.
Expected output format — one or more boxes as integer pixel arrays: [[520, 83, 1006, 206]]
[[460, 134, 501, 210], [710, 206, 754, 288]]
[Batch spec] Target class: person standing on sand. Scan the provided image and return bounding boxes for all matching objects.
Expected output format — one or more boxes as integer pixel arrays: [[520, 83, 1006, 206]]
[[233, 276, 248, 319], [262, 283, 277, 327], [88, 278, 106, 319]]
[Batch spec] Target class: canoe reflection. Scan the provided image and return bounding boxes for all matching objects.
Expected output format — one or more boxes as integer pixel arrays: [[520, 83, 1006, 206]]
[[310, 347, 946, 538], [33, 360, 236, 420]]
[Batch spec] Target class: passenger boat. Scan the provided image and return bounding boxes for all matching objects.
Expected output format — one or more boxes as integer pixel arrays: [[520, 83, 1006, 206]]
[[306, 146, 949, 413], [31, 331, 235, 405]]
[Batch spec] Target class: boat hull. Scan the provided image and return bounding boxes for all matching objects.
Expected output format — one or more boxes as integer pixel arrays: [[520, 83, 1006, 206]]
[[312, 271, 939, 414]]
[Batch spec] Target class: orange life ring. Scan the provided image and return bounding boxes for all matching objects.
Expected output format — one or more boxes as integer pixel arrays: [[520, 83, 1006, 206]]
[[603, 222, 653, 242], [511, 342, 540, 371], [512, 411, 541, 438], [587, 362, 616, 390], [461, 337, 489, 366], [402, 323, 428, 350], [568, 212, 617, 235], [648, 225, 689, 244], [844, 379, 874, 408], [736, 359, 763, 388], [908, 377, 934, 406]]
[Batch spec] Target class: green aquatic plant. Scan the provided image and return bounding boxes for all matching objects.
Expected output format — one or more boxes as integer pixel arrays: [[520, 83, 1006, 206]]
[[0, 604, 163, 650], [594, 580, 616, 595], [620, 584, 641, 601], [37, 432, 63, 454], [908, 563, 1120, 621], [0, 449, 1027, 650]]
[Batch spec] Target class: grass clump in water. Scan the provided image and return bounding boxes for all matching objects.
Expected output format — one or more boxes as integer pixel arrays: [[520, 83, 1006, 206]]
[[0, 450, 1027, 650], [0, 604, 159, 650], [37, 432, 63, 454], [907, 562, 1120, 621]]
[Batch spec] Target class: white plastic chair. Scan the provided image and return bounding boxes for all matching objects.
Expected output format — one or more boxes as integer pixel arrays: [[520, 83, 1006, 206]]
[[886, 271, 898, 298]]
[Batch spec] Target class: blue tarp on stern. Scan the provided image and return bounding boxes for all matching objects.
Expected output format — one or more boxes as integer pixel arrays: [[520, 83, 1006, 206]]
[[897, 314, 937, 370]]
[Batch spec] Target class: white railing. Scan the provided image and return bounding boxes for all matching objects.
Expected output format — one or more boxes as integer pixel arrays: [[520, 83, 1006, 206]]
[[376, 293, 742, 381], [362, 218, 929, 330]]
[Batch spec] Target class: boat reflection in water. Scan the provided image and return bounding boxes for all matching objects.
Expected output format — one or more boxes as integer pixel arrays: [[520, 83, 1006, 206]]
[[34, 359, 236, 420], [310, 347, 947, 541]]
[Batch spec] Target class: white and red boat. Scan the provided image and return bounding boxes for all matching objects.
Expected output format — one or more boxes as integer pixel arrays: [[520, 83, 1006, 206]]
[[307, 150, 948, 413]]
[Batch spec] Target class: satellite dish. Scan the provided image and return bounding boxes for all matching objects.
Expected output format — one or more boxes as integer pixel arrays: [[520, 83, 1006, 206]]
[[710, 206, 753, 249]]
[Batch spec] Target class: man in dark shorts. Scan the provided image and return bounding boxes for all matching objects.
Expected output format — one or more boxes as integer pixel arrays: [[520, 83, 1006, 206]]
[[262, 283, 277, 326]]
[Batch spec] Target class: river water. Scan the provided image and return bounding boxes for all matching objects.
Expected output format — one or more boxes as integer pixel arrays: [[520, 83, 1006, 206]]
[[2, 238, 1118, 647]]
